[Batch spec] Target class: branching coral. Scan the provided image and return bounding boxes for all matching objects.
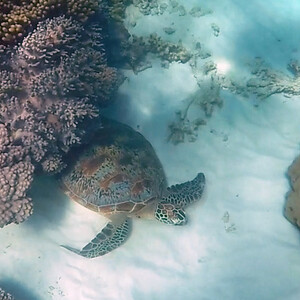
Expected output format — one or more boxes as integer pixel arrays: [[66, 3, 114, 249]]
[[0, 16, 119, 227], [0, 124, 34, 227], [0, 288, 15, 300], [0, 0, 101, 45]]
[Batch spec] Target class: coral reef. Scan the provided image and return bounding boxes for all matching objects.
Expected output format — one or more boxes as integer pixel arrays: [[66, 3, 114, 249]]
[[285, 155, 300, 227], [0, 288, 14, 300], [67, 0, 101, 22], [0, 124, 34, 228], [106, 21, 192, 73], [0, 0, 101, 45], [0, 16, 119, 227]]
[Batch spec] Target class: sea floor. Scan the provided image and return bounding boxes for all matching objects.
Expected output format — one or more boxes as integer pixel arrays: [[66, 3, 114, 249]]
[[1, 0, 300, 299]]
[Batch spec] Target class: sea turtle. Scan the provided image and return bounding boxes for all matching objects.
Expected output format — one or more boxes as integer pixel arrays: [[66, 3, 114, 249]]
[[60, 118, 205, 258]]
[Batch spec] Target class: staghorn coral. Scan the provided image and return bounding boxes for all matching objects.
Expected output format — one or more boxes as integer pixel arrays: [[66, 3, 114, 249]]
[[0, 16, 120, 227], [0, 0, 101, 45], [0, 288, 15, 300]]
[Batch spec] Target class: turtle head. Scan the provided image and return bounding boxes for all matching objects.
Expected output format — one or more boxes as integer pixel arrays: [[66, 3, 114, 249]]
[[155, 203, 186, 225]]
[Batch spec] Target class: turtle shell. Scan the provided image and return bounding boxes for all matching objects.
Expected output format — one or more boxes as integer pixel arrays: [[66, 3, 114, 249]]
[[61, 118, 167, 215]]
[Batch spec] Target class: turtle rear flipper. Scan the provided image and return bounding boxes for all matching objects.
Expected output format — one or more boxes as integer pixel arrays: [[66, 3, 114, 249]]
[[61, 218, 131, 258], [162, 173, 205, 207]]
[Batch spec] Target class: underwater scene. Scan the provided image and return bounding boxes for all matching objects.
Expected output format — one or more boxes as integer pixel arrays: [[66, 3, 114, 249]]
[[1, 0, 300, 299]]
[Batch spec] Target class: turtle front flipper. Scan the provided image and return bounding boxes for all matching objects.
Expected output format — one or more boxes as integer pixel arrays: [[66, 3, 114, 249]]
[[162, 173, 205, 207], [61, 218, 131, 258]]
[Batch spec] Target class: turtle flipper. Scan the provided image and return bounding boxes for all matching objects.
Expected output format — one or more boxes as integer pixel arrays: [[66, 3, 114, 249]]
[[162, 173, 205, 207], [61, 218, 131, 258]]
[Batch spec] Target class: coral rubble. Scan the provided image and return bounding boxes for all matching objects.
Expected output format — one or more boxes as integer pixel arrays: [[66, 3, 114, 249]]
[[0, 288, 14, 300], [0, 16, 119, 227], [168, 73, 222, 145], [168, 55, 300, 145], [246, 58, 300, 99]]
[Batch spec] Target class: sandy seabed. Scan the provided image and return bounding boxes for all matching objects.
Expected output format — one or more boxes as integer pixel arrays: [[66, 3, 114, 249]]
[[1, 0, 300, 299]]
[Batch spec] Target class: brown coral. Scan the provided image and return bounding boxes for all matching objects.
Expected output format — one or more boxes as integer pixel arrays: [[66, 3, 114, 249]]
[[0, 16, 120, 227], [285, 155, 300, 227], [0, 124, 34, 227], [146, 33, 192, 63], [106, 0, 132, 22], [0, 0, 101, 45], [67, 0, 101, 22]]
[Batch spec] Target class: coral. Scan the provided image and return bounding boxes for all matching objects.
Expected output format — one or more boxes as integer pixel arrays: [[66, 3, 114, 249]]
[[107, 0, 132, 22], [146, 33, 191, 63], [168, 75, 222, 144], [0, 0, 101, 45], [285, 155, 300, 227], [132, 0, 168, 15], [67, 0, 101, 22], [113, 32, 192, 73], [0, 288, 15, 300], [0, 16, 119, 227], [168, 113, 206, 145], [0, 124, 34, 228], [246, 58, 300, 99]]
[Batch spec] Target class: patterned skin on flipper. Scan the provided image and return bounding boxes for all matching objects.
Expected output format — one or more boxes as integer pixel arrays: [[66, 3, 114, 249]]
[[61, 219, 131, 258], [61, 118, 167, 213], [161, 173, 205, 207]]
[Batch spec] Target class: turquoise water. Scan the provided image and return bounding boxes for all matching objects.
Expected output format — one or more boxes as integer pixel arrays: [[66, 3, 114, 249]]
[[1, 0, 300, 299]]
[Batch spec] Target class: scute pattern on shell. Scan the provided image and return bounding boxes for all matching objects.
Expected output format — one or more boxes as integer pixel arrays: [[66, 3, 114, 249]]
[[61, 119, 167, 212]]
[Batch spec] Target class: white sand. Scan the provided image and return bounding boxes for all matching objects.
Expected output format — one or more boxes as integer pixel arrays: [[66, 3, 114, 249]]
[[1, 0, 300, 299]]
